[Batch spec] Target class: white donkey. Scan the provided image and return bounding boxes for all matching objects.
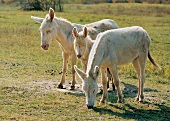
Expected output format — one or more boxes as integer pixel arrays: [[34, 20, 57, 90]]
[[72, 27, 115, 91], [74, 26, 159, 109], [31, 8, 119, 90]]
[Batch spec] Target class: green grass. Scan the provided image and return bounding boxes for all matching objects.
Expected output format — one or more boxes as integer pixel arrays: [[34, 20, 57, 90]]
[[0, 3, 170, 121]]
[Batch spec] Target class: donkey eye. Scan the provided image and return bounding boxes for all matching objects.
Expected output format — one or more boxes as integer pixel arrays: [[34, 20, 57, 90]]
[[46, 30, 51, 34], [93, 90, 95, 93]]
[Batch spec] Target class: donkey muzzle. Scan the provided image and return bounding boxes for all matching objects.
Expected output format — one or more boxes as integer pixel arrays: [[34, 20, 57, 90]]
[[41, 44, 49, 50], [77, 55, 82, 58]]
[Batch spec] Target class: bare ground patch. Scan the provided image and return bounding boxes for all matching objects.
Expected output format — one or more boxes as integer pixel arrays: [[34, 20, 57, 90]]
[[2, 80, 167, 104]]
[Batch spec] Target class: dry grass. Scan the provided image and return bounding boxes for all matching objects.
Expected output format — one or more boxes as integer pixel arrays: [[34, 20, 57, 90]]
[[0, 3, 170, 121], [65, 3, 170, 16]]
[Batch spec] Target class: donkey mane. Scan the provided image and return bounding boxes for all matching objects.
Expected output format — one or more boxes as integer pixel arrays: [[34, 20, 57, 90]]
[[86, 35, 95, 44], [86, 34, 104, 77], [57, 17, 72, 24]]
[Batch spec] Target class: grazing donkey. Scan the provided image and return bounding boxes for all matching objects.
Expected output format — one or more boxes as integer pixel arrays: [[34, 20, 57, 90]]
[[74, 26, 159, 109], [72, 27, 115, 91], [31, 8, 119, 90]]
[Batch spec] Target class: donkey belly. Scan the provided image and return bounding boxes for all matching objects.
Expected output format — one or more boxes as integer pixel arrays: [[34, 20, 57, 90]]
[[110, 45, 139, 65], [117, 53, 138, 65]]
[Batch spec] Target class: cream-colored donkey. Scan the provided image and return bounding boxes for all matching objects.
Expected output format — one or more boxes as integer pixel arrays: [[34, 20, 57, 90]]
[[31, 8, 119, 90], [74, 26, 159, 109], [72, 27, 115, 91]]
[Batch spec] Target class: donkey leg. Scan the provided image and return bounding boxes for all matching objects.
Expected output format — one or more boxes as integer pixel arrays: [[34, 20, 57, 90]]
[[106, 68, 111, 89], [138, 55, 147, 103], [70, 53, 77, 90], [100, 67, 108, 104], [111, 78, 115, 91], [132, 57, 141, 101], [109, 65, 123, 103], [107, 68, 115, 91], [58, 52, 69, 89]]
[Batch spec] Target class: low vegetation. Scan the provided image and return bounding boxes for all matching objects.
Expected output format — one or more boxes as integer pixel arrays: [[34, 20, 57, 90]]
[[0, 3, 170, 121]]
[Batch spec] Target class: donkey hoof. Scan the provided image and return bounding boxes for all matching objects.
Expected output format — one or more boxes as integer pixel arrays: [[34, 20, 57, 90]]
[[135, 97, 139, 102], [117, 99, 122, 103], [98, 89, 103, 94], [70, 85, 75, 90], [107, 88, 113, 93], [57, 83, 64, 89], [99, 100, 105, 105], [138, 98, 144, 103], [139, 100, 144, 103]]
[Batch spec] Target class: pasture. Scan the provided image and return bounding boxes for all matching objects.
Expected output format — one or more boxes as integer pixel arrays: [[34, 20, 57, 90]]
[[0, 3, 170, 121]]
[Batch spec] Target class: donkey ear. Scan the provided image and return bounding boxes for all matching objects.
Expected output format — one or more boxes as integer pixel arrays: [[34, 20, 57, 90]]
[[83, 27, 88, 38], [74, 65, 86, 80], [72, 27, 79, 37], [49, 8, 54, 22], [31, 16, 44, 23], [93, 66, 100, 79]]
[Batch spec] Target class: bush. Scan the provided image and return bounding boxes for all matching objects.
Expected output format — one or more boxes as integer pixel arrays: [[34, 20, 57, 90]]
[[143, 0, 170, 4]]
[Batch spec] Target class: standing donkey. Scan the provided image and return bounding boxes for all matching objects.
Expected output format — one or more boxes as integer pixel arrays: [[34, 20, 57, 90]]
[[74, 26, 159, 109], [72, 27, 115, 91], [31, 8, 119, 90]]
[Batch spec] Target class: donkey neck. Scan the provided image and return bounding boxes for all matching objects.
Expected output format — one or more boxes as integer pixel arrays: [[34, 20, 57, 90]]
[[54, 18, 74, 45], [86, 39, 104, 77], [83, 36, 95, 58]]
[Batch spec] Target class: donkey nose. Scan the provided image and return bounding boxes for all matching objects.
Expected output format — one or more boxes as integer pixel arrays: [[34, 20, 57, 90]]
[[77, 55, 82, 58], [41, 44, 49, 50], [87, 105, 93, 109]]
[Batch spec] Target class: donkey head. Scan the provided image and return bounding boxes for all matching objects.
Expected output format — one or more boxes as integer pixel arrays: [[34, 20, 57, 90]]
[[31, 8, 57, 50], [74, 65, 99, 109], [72, 27, 88, 59]]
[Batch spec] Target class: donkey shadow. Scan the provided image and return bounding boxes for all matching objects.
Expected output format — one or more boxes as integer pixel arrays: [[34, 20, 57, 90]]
[[107, 82, 159, 103], [66, 82, 169, 120], [91, 82, 168, 120], [92, 103, 170, 121], [66, 81, 159, 102]]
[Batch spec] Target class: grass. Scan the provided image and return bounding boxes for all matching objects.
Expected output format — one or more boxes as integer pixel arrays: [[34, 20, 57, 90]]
[[0, 3, 170, 121], [64, 3, 170, 16]]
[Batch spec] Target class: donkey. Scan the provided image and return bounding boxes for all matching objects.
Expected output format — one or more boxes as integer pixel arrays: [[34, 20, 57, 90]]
[[31, 8, 119, 90], [74, 26, 159, 109], [72, 27, 115, 91]]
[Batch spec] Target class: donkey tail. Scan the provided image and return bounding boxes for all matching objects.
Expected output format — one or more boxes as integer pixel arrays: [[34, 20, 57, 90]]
[[148, 49, 159, 68]]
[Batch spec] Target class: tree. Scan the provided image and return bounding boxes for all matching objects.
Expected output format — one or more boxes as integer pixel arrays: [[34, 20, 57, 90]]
[[56, 0, 63, 12], [20, 0, 64, 11], [1, 0, 5, 4]]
